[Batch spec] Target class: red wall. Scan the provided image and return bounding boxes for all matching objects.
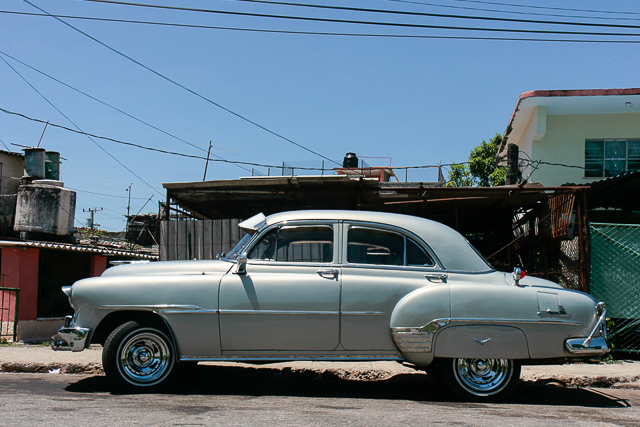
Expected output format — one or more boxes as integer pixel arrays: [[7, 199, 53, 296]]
[[1, 247, 40, 321], [90, 255, 108, 277]]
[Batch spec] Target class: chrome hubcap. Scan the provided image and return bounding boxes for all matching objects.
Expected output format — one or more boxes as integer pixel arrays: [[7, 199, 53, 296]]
[[454, 358, 512, 396], [118, 331, 172, 385]]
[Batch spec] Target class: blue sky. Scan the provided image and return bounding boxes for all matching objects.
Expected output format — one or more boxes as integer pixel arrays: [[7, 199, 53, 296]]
[[1, 0, 639, 231]]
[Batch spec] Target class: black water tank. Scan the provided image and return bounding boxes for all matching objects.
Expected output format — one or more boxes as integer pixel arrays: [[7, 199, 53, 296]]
[[343, 152, 358, 168]]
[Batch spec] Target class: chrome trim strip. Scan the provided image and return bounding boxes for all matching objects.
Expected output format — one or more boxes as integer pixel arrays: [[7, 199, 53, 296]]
[[180, 354, 402, 362], [450, 317, 582, 326], [248, 261, 336, 268], [341, 311, 385, 316], [341, 264, 445, 273], [96, 305, 217, 314], [219, 309, 339, 316]]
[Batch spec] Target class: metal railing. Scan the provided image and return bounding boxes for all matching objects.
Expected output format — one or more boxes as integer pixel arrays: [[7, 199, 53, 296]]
[[1, 282, 19, 342], [590, 223, 640, 352]]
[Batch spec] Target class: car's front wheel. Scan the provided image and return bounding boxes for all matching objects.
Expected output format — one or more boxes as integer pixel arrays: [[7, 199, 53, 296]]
[[103, 320, 178, 392], [441, 358, 520, 401]]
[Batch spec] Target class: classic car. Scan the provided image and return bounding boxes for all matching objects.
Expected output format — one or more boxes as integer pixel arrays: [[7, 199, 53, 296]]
[[52, 210, 609, 400]]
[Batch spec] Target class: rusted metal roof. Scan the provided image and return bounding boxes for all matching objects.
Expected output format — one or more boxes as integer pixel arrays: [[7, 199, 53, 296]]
[[566, 170, 640, 212], [163, 175, 588, 234]]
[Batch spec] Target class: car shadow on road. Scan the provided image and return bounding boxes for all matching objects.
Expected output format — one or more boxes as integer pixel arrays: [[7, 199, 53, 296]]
[[65, 364, 631, 408]]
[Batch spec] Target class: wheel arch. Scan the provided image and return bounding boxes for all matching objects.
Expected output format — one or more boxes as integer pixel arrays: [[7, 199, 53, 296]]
[[92, 310, 173, 347]]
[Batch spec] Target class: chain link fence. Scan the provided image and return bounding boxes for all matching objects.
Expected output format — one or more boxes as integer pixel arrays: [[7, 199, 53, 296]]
[[590, 223, 640, 352]]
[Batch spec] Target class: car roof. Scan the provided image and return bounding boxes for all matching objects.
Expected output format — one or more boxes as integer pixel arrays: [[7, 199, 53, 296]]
[[264, 210, 492, 273]]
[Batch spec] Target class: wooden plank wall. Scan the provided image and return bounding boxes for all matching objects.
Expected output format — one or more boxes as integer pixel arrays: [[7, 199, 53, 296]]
[[160, 219, 241, 261]]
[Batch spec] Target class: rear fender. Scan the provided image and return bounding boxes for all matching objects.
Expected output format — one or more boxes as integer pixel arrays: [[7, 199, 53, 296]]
[[389, 283, 450, 366], [434, 325, 530, 359]]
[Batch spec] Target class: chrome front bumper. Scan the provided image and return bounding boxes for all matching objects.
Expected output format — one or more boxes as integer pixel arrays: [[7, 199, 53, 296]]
[[51, 315, 90, 352]]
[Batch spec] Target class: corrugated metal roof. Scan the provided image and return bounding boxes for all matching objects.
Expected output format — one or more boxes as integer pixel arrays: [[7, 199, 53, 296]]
[[0, 150, 24, 158], [563, 170, 640, 211], [163, 175, 587, 235], [0, 240, 158, 260]]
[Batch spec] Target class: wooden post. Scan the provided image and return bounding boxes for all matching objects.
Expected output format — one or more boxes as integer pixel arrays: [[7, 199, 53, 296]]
[[577, 190, 590, 294]]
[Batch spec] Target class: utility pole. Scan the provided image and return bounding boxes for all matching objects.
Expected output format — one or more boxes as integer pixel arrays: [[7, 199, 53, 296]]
[[84, 208, 103, 229], [203, 141, 212, 181], [126, 184, 132, 217], [506, 143, 520, 185]]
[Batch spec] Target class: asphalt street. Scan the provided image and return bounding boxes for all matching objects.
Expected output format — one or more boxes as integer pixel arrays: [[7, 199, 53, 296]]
[[2, 367, 640, 427]]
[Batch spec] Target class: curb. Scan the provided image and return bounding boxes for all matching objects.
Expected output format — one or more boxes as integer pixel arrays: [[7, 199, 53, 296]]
[[0, 362, 103, 375], [2, 361, 640, 389]]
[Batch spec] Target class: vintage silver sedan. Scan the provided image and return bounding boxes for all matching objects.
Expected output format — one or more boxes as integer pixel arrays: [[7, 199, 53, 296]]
[[52, 210, 609, 400]]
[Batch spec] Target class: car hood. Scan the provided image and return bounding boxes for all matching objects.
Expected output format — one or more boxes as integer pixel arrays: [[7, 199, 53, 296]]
[[101, 259, 234, 277]]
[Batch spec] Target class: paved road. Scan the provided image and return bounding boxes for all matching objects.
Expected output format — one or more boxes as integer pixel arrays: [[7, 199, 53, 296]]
[[2, 364, 640, 427]]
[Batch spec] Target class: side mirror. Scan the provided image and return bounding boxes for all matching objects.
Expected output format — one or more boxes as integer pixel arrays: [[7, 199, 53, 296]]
[[235, 253, 248, 275]]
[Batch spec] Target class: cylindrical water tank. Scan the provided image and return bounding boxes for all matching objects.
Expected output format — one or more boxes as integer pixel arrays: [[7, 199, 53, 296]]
[[14, 181, 76, 236], [343, 152, 358, 168], [45, 151, 61, 180], [24, 148, 46, 179]]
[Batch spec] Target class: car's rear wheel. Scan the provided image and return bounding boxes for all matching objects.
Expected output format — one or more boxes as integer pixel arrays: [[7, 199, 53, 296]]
[[103, 320, 177, 392], [441, 358, 520, 401]]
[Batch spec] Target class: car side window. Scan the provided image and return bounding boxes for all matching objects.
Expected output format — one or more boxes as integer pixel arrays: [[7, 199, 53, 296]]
[[248, 228, 278, 260], [248, 225, 333, 263], [347, 227, 435, 267], [406, 237, 435, 267], [348, 227, 404, 266]]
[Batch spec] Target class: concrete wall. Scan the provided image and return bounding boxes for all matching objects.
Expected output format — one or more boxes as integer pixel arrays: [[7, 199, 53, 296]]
[[521, 111, 640, 186], [16, 319, 64, 342], [0, 153, 24, 195]]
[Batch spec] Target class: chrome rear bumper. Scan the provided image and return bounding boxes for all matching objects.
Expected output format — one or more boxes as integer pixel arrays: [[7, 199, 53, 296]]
[[565, 336, 610, 355]]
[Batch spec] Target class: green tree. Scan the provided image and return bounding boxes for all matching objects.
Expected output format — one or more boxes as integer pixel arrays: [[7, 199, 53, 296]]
[[446, 133, 506, 187]]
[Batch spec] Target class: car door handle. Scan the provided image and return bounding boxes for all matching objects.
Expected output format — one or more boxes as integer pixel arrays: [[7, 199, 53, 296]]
[[425, 274, 447, 283], [317, 269, 339, 279]]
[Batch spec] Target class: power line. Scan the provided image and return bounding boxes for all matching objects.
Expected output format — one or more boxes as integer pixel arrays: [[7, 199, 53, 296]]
[[382, 0, 640, 22], [0, 54, 163, 196], [0, 106, 465, 173], [449, 0, 640, 17], [0, 136, 10, 151], [0, 49, 251, 174], [21, 0, 340, 166], [0, 106, 325, 170], [79, 0, 640, 33], [67, 187, 150, 200], [5, 10, 640, 43]]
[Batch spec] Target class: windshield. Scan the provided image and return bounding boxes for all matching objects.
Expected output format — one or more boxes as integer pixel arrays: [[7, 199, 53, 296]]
[[223, 233, 253, 261]]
